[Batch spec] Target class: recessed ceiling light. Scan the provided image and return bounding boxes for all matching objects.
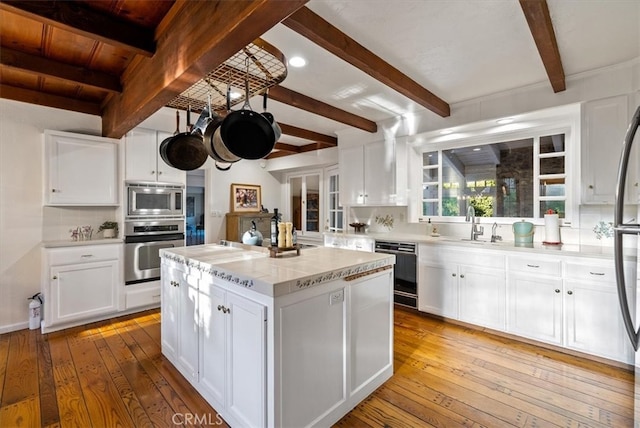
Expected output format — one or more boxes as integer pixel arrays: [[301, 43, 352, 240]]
[[473, 148, 481, 152], [496, 117, 514, 125], [289, 56, 307, 68]]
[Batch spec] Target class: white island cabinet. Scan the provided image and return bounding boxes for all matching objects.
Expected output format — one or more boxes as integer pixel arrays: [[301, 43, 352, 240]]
[[160, 245, 394, 428]]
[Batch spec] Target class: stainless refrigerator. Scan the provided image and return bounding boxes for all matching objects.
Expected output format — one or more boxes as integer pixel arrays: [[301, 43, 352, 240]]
[[614, 105, 640, 426]]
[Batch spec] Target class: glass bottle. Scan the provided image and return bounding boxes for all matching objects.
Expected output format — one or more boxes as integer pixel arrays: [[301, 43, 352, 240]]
[[270, 208, 279, 248]]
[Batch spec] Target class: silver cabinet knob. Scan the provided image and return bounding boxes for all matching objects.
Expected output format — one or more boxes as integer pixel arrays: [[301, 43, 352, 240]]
[[452, 273, 456, 277], [158, 171, 162, 175], [459, 274, 465, 278], [567, 290, 573, 295], [555, 289, 560, 293], [52, 275, 58, 280]]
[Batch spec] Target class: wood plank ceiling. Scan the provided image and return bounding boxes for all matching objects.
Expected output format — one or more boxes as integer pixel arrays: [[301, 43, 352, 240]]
[[0, 0, 565, 158]]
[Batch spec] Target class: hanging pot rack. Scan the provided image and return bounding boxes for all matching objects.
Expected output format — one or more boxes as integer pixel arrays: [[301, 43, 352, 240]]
[[166, 38, 287, 114]]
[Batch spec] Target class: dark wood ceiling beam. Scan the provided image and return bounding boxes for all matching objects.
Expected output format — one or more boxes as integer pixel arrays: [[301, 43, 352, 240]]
[[101, 0, 308, 139], [270, 86, 377, 133], [0, 0, 155, 57], [299, 142, 335, 152], [278, 122, 337, 145], [282, 7, 450, 118], [0, 47, 121, 93], [265, 150, 293, 160], [0, 84, 101, 115], [519, 0, 566, 92], [274, 143, 301, 153]]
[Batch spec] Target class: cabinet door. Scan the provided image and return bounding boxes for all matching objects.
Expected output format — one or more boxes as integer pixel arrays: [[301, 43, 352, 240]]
[[49, 260, 118, 325], [565, 280, 633, 363], [582, 95, 629, 204], [418, 263, 458, 318], [364, 141, 395, 205], [161, 263, 181, 360], [339, 145, 364, 205], [156, 131, 186, 183], [177, 273, 199, 382], [198, 280, 226, 408], [459, 265, 505, 330], [225, 291, 266, 428], [125, 128, 158, 182], [47, 132, 117, 205], [507, 273, 562, 345]]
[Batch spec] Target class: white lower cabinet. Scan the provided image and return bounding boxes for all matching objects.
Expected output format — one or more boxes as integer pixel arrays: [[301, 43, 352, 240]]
[[161, 259, 267, 428], [161, 255, 393, 427], [42, 244, 122, 332], [198, 276, 267, 428], [458, 265, 506, 330], [160, 261, 198, 383], [418, 245, 505, 329], [506, 254, 633, 364], [419, 244, 633, 364], [507, 258, 563, 346], [563, 260, 634, 363]]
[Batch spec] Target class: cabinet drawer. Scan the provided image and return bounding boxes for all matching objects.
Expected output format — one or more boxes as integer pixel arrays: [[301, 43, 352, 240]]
[[508, 256, 561, 276], [125, 282, 161, 309], [565, 262, 615, 282], [48, 244, 121, 265]]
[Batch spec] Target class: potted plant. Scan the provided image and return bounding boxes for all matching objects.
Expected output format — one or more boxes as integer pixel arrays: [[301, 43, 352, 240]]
[[98, 221, 118, 238]]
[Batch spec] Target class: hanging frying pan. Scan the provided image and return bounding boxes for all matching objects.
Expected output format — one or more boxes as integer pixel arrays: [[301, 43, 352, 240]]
[[216, 70, 275, 160], [160, 108, 208, 171]]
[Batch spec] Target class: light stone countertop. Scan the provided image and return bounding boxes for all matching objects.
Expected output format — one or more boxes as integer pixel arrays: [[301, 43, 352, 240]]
[[161, 244, 396, 297], [42, 238, 124, 248], [323, 231, 625, 260]]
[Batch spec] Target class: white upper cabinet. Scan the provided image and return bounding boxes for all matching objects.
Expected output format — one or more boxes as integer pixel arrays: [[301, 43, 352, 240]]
[[582, 95, 630, 204], [44, 130, 118, 206], [339, 140, 408, 206], [125, 128, 186, 184]]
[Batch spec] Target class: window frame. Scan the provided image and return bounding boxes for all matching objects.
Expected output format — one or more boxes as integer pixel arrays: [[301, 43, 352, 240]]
[[419, 123, 577, 226]]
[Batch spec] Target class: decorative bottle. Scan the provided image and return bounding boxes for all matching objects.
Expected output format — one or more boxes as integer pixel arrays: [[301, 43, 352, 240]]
[[270, 209, 279, 248]]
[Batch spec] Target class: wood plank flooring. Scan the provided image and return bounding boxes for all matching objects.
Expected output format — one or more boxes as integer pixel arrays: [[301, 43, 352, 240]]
[[0, 307, 633, 427]]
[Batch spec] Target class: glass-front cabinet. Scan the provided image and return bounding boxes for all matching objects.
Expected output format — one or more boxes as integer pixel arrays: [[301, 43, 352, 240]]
[[325, 165, 343, 233]]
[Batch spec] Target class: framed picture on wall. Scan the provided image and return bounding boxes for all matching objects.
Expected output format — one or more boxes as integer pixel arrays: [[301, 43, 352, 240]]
[[230, 183, 262, 213]]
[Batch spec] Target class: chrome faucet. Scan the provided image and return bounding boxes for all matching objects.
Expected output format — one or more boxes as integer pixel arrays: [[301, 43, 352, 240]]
[[465, 205, 484, 240], [490, 222, 502, 242]]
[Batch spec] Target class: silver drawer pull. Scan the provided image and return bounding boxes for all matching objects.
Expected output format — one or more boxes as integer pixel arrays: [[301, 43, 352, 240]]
[[81, 254, 94, 258], [589, 272, 605, 276], [526, 264, 540, 268]]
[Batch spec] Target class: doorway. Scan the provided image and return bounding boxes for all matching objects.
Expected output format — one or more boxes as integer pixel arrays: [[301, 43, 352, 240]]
[[186, 169, 205, 246]]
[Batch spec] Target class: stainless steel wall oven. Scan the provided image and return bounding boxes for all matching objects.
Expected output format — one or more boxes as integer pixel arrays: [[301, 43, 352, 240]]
[[374, 240, 418, 308], [124, 219, 184, 284]]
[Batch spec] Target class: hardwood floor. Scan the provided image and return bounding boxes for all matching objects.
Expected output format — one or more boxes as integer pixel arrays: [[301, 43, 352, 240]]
[[0, 307, 633, 427]]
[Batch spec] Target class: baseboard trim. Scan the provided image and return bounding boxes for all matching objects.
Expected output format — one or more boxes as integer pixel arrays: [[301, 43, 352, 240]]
[[0, 321, 29, 335]]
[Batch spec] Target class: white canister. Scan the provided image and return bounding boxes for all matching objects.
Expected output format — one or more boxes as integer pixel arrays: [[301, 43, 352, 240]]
[[543, 213, 561, 244]]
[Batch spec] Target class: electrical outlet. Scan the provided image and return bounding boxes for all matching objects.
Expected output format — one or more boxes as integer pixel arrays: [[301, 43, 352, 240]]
[[329, 290, 344, 306]]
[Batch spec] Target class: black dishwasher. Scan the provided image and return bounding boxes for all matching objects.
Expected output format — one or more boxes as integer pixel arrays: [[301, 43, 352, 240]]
[[374, 240, 418, 308]]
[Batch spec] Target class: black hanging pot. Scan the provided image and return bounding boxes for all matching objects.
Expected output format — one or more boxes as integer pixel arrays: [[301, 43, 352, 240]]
[[207, 89, 241, 165], [216, 76, 275, 160], [160, 108, 208, 171]]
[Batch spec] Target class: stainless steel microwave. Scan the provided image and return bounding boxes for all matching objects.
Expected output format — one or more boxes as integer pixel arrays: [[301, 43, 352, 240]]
[[126, 182, 184, 218]]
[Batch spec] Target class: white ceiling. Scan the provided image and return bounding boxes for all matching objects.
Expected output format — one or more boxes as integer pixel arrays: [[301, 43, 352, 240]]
[[255, 0, 639, 146]]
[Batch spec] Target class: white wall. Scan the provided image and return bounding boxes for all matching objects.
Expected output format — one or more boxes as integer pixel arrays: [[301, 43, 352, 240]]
[[0, 99, 102, 332], [203, 158, 283, 243]]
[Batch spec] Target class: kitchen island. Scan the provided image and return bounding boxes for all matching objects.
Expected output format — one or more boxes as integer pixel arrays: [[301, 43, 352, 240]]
[[160, 244, 395, 428]]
